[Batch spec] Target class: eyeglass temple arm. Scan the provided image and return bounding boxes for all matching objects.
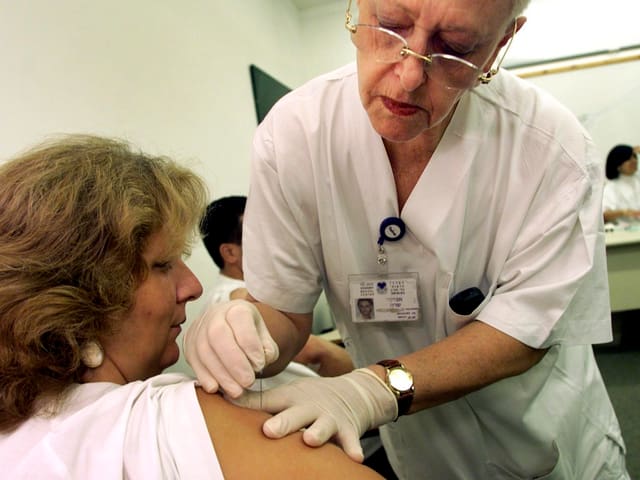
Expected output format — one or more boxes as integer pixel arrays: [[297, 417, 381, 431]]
[[345, 0, 356, 33], [479, 19, 518, 84]]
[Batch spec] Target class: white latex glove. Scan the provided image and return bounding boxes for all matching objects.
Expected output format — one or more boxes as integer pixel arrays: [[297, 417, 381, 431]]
[[184, 299, 279, 397], [229, 368, 398, 462]]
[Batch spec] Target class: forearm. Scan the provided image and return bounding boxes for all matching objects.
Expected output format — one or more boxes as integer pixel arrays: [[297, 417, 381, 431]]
[[369, 320, 547, 414], [314, 351, 354, 377], [293, 335, 355, 377], [604, 209, 640, 222]]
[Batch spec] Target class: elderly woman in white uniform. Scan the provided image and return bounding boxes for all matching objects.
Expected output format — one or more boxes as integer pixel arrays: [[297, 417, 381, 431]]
[[185, 0, 630, 478]]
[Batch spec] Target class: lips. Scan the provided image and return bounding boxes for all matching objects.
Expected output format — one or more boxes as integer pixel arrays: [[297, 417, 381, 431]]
[[382, 96, 421, 116], [169, 323, 183, 340], [171, 318, 186, 329]]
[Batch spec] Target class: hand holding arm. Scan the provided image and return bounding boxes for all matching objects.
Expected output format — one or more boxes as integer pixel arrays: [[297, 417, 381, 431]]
[[229, 368, 397, 463], [196, 388, 385, 479]]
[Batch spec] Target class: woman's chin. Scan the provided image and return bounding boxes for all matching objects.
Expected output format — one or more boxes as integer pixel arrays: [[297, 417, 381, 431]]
[[371, 115, 432, 144], [159, 343, 181, 371]]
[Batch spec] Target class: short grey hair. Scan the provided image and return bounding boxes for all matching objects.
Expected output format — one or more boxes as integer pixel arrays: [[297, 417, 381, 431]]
[[512, 0, 531, 16]]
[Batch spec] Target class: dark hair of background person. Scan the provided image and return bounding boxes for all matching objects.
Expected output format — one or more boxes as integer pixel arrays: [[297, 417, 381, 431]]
[[200, 196, 247, 269], [0, 134, 207, 432], [606, 144, 634, 180]]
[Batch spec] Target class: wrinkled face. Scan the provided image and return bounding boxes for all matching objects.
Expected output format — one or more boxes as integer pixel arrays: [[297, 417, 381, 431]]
[[619, 153, 638, 176], [103, 228, 203, 381], [355, 0, 515, 142]]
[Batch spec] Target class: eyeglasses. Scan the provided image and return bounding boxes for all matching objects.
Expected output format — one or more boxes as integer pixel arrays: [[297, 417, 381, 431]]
[[344, 0, 517, 90]]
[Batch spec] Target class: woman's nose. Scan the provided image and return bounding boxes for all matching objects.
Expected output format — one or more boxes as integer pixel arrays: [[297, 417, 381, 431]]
[[178, 261, 203, 302], [396, 55, 427, 92]]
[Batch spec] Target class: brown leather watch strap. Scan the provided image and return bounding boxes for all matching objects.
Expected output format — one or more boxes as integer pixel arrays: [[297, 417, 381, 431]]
[[376, 359, 414, 417]]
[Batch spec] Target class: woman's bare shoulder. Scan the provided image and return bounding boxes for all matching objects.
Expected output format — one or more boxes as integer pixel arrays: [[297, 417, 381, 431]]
[[195, 388, 384, 480]]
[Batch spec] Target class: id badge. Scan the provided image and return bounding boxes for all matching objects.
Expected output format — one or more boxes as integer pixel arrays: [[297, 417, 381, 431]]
[[349, 272, 420, 322]]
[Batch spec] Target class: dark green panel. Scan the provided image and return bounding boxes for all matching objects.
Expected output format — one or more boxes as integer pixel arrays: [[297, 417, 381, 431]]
[[249, 64, 292, 124]]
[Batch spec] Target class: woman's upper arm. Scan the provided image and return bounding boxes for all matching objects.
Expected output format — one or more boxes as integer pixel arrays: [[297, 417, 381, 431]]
[[195, 388, 383, 479]]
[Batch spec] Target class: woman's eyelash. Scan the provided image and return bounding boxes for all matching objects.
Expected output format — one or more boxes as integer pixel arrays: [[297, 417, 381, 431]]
[[378, 21, 408, 33], [153, 261, 173, 272], [377, 19, 473, 57]]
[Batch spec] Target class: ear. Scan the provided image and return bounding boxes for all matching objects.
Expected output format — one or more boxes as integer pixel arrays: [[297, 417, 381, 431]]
[[219, 243, 242, 266], [505, 16, 526, 46], [481, 16, 527, 73]]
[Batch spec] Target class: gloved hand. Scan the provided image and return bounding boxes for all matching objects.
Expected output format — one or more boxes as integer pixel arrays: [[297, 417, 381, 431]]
[[184, 299, 279, 397], [229, 368, 398, 462]]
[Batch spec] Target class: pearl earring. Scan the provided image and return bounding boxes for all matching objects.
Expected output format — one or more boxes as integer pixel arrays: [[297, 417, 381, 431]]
[[81, 340, 104, 368]]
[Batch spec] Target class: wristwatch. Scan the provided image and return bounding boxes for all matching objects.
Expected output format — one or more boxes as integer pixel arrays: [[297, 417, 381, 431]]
[[376, 359, 414, 417]]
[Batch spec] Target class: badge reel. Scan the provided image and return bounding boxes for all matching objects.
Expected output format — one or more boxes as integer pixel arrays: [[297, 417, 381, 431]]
[[377, 217, 406, 266]]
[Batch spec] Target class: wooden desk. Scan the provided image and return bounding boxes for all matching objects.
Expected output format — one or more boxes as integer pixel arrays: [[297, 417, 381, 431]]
[[606, 229, 640, 312]]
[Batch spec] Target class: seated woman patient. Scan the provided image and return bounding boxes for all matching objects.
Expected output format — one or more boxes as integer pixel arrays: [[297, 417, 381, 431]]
[[0, 135, 383, 479]]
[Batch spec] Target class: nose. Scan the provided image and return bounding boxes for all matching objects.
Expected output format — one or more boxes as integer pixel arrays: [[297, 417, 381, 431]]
[[395, 54, 426, 92], [177, 260, 203, 302]]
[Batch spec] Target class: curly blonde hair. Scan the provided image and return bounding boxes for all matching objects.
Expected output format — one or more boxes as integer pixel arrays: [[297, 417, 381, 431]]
[[0, 134, 208, 432]]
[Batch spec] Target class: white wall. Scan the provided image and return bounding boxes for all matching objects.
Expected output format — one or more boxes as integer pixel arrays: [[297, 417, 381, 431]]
[[506, 0, 640, 156], [0, 1, 306, 184], [519, 60, 640, 159], [508, 0, 640, 66], [299, 1, 354, 79]]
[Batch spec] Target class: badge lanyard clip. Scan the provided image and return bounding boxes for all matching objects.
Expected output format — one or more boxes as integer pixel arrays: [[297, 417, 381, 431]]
[[377, 217, 406, 269]]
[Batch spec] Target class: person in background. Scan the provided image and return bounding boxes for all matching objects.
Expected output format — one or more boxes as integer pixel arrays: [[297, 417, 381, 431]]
[[200, 195, 355, 378], [603, 144, 640, 223], [200, 196, 249, 303], [0, 135, 384, 480], [185, 0, 630, 478]]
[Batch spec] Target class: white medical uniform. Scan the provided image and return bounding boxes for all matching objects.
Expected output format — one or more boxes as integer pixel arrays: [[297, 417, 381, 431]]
[[603, 171, 640, 212], [0, 374, 224, 479], [243, 63, 629, 479]]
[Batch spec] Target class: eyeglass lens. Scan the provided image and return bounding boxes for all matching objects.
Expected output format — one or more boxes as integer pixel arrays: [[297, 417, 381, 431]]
[[351, 25, 480, 89]]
